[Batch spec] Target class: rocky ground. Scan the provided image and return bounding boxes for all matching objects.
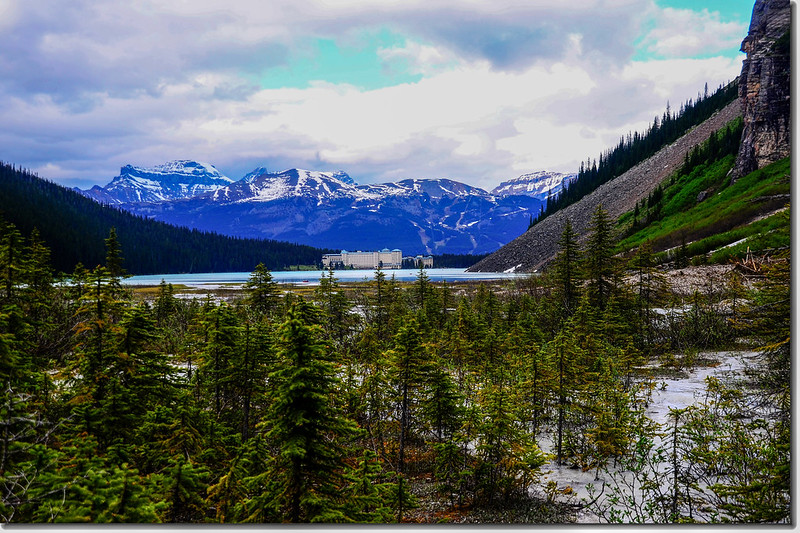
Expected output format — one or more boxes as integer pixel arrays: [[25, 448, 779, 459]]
[[469, 100, 743, 274], [652, 264, 739, 297]]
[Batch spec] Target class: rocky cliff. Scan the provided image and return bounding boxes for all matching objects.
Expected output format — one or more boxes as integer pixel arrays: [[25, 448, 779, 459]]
[[730, 0, 791, 179], [467, 100, 742, 273]]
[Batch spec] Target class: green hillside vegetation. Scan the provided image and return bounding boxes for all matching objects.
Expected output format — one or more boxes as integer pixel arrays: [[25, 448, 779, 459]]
[[615, 120, 790, 266], [0, 163, 330, 274]]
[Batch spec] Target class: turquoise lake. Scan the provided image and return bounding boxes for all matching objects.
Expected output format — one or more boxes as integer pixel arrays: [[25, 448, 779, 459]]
[[122, 268, 528, 288]]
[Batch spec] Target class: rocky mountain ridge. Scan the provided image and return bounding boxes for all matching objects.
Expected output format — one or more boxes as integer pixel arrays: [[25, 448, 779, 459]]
[[730, 0, 791, 179], [82, 160, 233, 204], [469, 0, 790, 273], [468, 100, 743, 272], [80, 164, 575, 256]]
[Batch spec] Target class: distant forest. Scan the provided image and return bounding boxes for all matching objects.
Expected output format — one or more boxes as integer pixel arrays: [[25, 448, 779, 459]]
[[430, 253, 489, 268], [533, 80, 739, 225], [0, 163, 331, 275]]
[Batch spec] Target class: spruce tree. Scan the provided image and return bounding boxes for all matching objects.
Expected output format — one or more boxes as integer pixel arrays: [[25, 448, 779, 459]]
[[584, 204, 617, 310], [70, 266, 127, 446], [247, 303, 360, 523], [474, 382, 547, 504], [244, 263, 280, 318], [421, 363, 463, 442], [551, 218, 582, 317], [314, 268, 351, 345], [629, 241, 666, 350], [386, 317, 428, 521], [104, 227, 127, 280], [0, 220, 24, 302]]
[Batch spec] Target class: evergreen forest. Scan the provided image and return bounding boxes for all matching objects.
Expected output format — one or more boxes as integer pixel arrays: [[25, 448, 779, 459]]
[[0, 162, 330, 275], [0, 178, 789, 523]]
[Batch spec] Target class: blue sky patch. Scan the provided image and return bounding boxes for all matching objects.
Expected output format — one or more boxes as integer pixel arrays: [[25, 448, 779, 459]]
[[632, 0, 754, 61], [258, 29, 424, 91]]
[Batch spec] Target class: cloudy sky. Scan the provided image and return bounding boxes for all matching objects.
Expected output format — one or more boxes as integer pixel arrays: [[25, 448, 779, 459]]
[[0, 0, 754, 190]]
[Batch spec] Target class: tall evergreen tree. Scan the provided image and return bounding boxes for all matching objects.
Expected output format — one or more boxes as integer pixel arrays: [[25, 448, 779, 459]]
[[386, 317, 428, 521], [104, 228, 126, 279], [244, 263, 280, 318], [245, 303, 360, 523], [629, 241, 667, 349], [584, 204, 617, 311], [551, 218, 582, 317], [0, 219, 24, 302]]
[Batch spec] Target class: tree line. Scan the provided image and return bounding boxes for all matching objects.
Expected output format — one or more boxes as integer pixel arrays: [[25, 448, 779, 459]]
[[0, 202, 788, 523], [0, 163, 330, 274], [534, 80, 739, 225]]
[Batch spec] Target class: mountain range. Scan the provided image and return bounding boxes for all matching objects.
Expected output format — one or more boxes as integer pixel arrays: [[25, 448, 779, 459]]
[[80, 163, 576, 256]]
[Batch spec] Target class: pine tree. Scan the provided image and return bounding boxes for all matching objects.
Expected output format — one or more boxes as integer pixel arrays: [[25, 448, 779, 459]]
[[341, 450, 397, 523], [159, 456, 210, 522], [154, 280, 175, 328], [629, 241, 667, 350], [246, 303, 360, 523], [421, 363, 463, 442], [0, 219, 24, 302], [56, 462, 164, 522], [21, 228, 58, 366], [369, 267, 391, 342], [314, 268, 352, 345], [104, 227, 127, 284], [244, 263, 280, 318], [234, 320, 275, 440], [546, 325, 586, 464], [196, 304, 241, 424], [551, 218, 582, 317], [385, 317, 428, 521], [584, 204, 617, 310], [69, 266, 127, 446], [474, 382, 547, 504], [99, 305, 176, 459]]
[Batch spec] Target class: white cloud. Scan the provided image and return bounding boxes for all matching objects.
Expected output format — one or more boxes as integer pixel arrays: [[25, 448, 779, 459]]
[[622, 56, 743, 101], [377, 41, 455, 76], [640, 7, 747, 58], [0, 0, 750, 190]]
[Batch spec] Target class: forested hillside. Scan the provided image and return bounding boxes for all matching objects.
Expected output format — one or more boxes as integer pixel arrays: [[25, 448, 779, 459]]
[[534, 81, 739, 225], [0, 163, 329, 274], [0, 208, 789, 523]]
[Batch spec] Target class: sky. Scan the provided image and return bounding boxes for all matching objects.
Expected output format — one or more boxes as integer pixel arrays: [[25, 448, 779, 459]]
[[0, 0, 757, 191]]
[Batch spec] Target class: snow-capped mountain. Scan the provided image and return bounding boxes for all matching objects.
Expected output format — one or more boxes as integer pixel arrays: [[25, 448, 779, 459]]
[[209, 169, 480, 205], [82, 163, 578, 255], [81, 160, 233, 204], [491, 171, 577, 201], [113, 166, 544, 255], [213, 169, 358, 204]]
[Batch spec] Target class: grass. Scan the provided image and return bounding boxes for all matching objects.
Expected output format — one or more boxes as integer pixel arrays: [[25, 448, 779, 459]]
[[131, 284, 194, 295], [616, 157, 791, 264]]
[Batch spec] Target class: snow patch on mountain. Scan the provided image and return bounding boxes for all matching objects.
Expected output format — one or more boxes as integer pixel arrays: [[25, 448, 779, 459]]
[[81, 160, 233, 204], [491, 171, 577, 200], [210, 169, 489, 205], [80, 161, 575, 255]]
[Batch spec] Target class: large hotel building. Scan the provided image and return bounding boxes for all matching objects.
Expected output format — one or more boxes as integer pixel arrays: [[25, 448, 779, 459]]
[[322, 249, 433, 270]]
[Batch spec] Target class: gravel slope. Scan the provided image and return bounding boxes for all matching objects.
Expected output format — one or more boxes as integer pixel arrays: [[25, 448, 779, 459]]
[[468, 100, 742, 273]]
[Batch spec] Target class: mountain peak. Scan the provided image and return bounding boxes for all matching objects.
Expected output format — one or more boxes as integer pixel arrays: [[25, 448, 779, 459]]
[[491, 171, 577, 200], [213, 168, 359, 204], [81, 160, 233, 204]]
